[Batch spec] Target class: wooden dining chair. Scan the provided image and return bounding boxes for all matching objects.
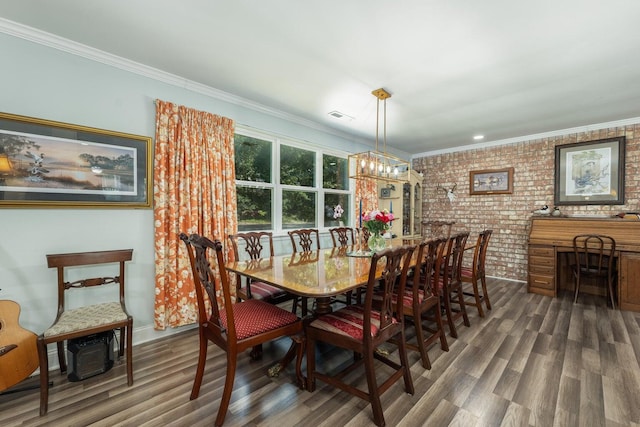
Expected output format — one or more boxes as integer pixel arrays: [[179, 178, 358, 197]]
[[229, 232, 303, 314], [37, 249, 134, 415], [288, 228, 320, 253], [397, 238, 450, 369], [437, 232, 471, 338], [422, 220, 455, 240], [461, 229, 493, 317], [329, 226, 359, 304], [305, 245, 416, 427], [329, 227, 355, 247], [572, 234, 617, 307], [180, 233, 304, 427]]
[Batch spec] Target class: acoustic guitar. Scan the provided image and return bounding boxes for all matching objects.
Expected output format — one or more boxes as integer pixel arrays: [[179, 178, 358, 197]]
[[0, 300, 39, 392]]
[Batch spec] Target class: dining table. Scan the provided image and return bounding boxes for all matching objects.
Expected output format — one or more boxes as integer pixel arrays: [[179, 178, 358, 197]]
[[226, 244, 382, 316], [225, 238, 421, 380]]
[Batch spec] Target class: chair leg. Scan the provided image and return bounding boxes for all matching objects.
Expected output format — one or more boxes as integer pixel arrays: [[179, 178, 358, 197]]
[[608, 277, 616, 309], [480, 274, 491, 310], [398, 330, 414, 396], [432, 304, 449, 352], [216, 352, 237, 427], [305, 334, 316, 392], [456, 286, 471, 327], [442, 293, 458, 338], [573, 274, 581, 303], [363, 350, 384, 427], [471, 277, 485, 317], [56, 341, 66, 374], [412, 313, 431, 369], [190, 331, 209, 400], [37, 337, 49, 416], [126, 321, 133, 386]]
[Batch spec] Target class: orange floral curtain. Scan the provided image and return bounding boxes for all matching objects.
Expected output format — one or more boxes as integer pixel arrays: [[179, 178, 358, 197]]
[[153, 100, 237, 330], [355, 178, 378, 226]]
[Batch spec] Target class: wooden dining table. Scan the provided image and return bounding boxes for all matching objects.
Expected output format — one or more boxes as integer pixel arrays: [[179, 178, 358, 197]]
[[226, 245, 381, 315], [226, 238, 422, 315], [226, 239, 420, 381]]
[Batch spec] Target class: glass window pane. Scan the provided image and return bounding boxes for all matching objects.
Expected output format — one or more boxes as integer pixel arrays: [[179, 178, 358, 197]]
[[234, 135, 272, 183], [324, 193, 350, 228], [280, 145, 315, 187], [282, 190, 316, 229], [323, 155, 348, 190], [236, 186, 272, 231]]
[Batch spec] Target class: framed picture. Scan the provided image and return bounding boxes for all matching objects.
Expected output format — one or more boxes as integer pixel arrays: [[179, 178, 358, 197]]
[[554, 137, 625, 206], [0, 112, 152, 208], [469, 167, 514, 195]]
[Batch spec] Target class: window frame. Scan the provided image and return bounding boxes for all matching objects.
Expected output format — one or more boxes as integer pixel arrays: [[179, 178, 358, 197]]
[[235, 127, 352, 235]]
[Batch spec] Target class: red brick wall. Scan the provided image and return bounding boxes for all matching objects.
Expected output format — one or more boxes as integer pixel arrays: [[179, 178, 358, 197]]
[[413, 124, 640, 281]]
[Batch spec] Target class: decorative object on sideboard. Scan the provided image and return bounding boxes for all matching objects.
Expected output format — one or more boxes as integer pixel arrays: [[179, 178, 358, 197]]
[[554, 136, 625, 206], [551, 207, 562, 217], [532, 205, 551, 215]]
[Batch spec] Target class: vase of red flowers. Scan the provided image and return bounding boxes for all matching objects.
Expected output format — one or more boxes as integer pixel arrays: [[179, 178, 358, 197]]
[[361, 209, 393, 252]]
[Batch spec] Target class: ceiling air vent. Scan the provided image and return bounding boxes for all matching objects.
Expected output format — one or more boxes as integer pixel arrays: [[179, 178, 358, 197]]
[[328, 111, 354, 120]]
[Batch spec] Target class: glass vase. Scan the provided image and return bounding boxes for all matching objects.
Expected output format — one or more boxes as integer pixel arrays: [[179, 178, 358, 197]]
[[367, 231, 386, 253]]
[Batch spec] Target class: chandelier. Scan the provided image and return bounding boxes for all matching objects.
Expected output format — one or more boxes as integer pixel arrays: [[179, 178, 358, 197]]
[[348, 88, 410, 183]]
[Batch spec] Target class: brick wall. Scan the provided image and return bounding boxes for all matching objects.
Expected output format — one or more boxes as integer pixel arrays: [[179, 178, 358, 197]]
[[413, 123, 640, 282]]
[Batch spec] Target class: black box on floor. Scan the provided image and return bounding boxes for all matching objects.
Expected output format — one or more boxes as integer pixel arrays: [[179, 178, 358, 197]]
[[67, 330, 114, 382]]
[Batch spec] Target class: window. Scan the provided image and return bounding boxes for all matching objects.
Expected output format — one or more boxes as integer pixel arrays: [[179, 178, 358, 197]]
[[235, 130, 351, 233]]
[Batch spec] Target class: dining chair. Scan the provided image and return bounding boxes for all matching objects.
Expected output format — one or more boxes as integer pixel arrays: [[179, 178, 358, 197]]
[[180, 233, 304, 427], [438, 232, 471, 338], [572, 234, 617, 307], [305, 245, 416, 427], [329, 226, 359, 304], [37, 249, 134, 416], [397, 238, 450, 369], [229, 232, 303, 315], [329, 226, 355, 247], [461, 229, 493, 317], [288, 228, 320, 252], [422, 220, 455, 240]]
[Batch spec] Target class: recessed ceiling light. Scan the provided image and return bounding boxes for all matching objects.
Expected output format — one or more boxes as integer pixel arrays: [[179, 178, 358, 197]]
[[473, 135, 484, 140], [328, 111, 354, 121]]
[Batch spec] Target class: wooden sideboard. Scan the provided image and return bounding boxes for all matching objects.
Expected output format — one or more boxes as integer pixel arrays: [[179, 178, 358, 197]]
[[528, 216, 640, 311]]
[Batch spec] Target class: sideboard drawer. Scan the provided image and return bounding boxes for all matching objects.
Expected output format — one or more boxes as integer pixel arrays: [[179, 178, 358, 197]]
[[529, 246, 554, 257], [529, 255, 555, 268], [529, 263, 555, 275], [529, 273, 554, 290]]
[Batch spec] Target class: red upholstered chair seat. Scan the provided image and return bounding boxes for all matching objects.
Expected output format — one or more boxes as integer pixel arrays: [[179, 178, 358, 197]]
[[373, 288, 426, 308], [460, 266, 474, 279], [308, 305, 397, 341], [220, 299, 300, 340], [238, 281, 287, 300]]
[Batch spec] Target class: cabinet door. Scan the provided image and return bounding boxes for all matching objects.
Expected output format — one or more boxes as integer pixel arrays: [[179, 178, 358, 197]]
[[619, 252, 640, 312]]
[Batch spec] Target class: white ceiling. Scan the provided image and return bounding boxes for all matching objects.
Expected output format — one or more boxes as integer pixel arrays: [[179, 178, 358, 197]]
[[2, 0, 640, 155]]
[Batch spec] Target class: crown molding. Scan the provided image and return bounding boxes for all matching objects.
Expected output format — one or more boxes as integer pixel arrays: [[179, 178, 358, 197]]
[[411, 116, 640, 160], [0, 18, 370, 146]]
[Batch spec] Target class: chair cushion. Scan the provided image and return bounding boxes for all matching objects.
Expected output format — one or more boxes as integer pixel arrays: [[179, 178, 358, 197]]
[[43, 302, 128, 337], [460, 267, 474, 280], [240, 281, 287, 300], [372, 288, 425, 307], [222, 299, 299, 340], [308, 305, 396, 340]]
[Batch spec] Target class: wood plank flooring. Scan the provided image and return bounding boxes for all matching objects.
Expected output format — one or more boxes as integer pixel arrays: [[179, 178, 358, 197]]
[[2, 279, 640, 426]]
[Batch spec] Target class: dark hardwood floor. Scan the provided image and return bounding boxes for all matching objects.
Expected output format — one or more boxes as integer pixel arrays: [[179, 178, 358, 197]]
[[3, 279, 640, 426]]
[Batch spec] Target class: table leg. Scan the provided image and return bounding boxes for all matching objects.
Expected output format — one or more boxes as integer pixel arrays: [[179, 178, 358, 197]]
[[314, 297, 333, 315], [267, 334, 306, 390]]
